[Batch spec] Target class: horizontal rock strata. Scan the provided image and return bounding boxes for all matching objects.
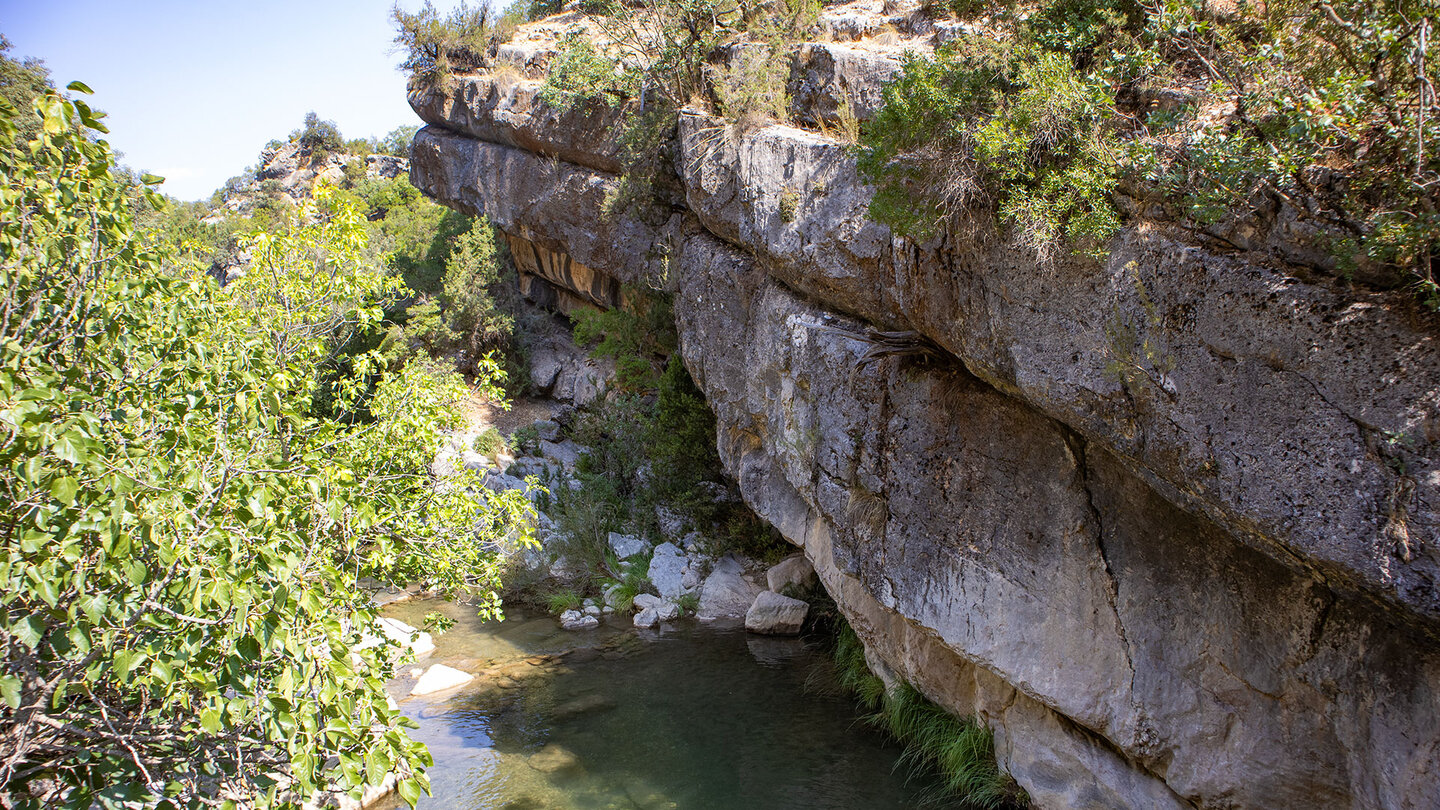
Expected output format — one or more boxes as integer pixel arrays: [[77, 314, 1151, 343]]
[[407, 22, 1440, 805]]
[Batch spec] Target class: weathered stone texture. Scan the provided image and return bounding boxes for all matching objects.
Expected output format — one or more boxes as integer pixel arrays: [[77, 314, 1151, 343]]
[[408, 53, 1440, 807]]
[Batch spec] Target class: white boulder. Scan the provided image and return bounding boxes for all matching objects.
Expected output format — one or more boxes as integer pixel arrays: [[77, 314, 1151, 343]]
[[766, 554, 817, 594], [745, 591, 809, 636], [560, 610, 599, 630], [411, 664, 474, 696]]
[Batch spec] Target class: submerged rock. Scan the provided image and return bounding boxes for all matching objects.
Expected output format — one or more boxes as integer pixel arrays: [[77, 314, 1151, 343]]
[[363, 617, 435, 658], [527, 743, 581, 773], [745, 591, 809, 636], [551, 692, 616, 720]]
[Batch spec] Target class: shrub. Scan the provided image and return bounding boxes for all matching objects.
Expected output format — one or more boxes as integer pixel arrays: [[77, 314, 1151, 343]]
[[539, 31, 635, 109], [862, 0, 1440, 297], [473, 426, 509, 460], [673, 592, 701, 615], [296, 110, 343, 165], [778, 187, 800, 222], [546, 589, 585, 614], [572, 288, 677, 392], [393, 0, 499, 87], [600, 556, 654, 612], [859, 36, 1123, 260], [510, 424, 541, 455], [519, 0, 565, 22], [713, 42, 792, 132]]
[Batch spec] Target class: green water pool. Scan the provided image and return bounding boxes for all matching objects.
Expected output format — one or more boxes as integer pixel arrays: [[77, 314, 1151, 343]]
[[377, 598, 944, 810]]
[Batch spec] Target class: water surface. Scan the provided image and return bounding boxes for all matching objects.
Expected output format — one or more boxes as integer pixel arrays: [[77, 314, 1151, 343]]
[[379, 599, 940, 810]]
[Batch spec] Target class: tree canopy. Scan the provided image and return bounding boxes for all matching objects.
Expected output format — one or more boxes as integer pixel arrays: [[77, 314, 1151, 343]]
[[0, 84, 531, 808]]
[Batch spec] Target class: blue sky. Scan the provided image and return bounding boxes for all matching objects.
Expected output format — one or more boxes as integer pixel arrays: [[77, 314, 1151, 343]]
[[2, 0, 474, 200]]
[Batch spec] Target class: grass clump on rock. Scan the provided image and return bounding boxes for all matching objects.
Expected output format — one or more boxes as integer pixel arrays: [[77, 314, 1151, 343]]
[[833, 624, 1027, 809]]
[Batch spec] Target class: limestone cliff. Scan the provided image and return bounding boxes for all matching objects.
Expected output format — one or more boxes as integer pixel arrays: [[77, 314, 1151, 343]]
[[405, 6, 1440, 807]]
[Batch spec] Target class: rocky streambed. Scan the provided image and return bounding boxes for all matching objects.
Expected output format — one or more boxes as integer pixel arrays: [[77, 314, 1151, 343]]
[[373, 598, 943, 810]]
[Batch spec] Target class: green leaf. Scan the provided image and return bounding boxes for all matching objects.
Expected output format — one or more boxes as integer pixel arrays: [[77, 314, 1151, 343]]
[[140, 172, 165, 186], [53, 432, 88, 464], [13, 615, 44, 649], [396, 778, 422, 808], [0, 674, 21, 709], [50, 476, 79, 506], [113, 649, 143, 683], [66, 80, 94, 94]]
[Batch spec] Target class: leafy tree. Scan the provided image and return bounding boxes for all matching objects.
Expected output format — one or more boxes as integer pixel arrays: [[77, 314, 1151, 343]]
[[0, 34, 51, 144], [295, 111, 343, 165], [392, 1, 498, 88], [0, 86, 532, 807], [406, 220, 515, 374], [378, 124, 420, 157], [437, 222, 515, 359]]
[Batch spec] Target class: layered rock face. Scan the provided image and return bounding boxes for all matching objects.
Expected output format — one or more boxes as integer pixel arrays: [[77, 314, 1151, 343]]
[[406, 12, 1440, 806]]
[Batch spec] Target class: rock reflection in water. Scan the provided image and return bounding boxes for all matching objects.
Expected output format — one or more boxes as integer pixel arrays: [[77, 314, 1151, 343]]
[[376, 599, 938, 810]]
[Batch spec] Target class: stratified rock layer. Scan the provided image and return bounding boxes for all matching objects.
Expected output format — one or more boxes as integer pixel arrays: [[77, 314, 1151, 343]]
[[406, 14, 1440, 805]]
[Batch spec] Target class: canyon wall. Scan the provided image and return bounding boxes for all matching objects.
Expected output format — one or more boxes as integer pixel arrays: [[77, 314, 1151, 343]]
[[405, 10, 1440, 805]]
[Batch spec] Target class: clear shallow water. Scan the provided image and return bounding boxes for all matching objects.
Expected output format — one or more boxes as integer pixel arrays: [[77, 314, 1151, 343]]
[[379, 599, 942, 810]]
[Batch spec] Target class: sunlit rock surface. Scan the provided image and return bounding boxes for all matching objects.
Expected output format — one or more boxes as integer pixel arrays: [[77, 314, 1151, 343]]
[[405, 12, 1440, 805]]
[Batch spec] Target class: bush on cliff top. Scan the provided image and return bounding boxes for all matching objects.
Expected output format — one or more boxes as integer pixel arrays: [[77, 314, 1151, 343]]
[[861, 0, 1440, 296], [393, 0, 502, 87]]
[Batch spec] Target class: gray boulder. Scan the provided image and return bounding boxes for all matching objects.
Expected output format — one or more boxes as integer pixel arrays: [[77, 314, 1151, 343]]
[[698, 557, 763, 619], [559, 610, 598, 630], [655, 504, 688, 538], [482, 471, 528, 493], [608, 531, 649, 560], [632, 593, 662, 611], [533, 418, 561, 442], [648, 542, 690, 599], [528, 347, 564, 394], [633, 607, 659, 628], [766, 554, 817, 594], [745, 591, 809, 636], [539, 439, 585, 469]]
